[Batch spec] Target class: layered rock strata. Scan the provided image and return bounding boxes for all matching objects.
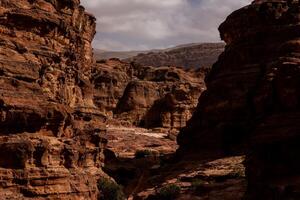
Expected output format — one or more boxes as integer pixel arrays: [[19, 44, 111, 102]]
[[178, 0, 300, 199], [0, 0, 107, 199]]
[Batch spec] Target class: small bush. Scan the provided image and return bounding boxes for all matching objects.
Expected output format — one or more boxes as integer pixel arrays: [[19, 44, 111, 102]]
[[134, 149, 158, 159], [97, 178, 125, 200], [156, 184, 181, 200], [191, 179, 209, 194], [96, 59, 106, 63], [191, 179, 206, 188]]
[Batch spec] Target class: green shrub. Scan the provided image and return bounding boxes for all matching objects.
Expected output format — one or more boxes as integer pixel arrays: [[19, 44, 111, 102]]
[[134, 149, 158, 159], [156, 184, 181, 200], [191, 179, 209, 194], [97, 178, 125, 200], [191, 179, 206, 188]]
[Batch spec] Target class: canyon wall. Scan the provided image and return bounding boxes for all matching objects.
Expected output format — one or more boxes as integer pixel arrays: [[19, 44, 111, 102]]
[[177, 0, 300, 153], [0, 0, 107, 199], [178, 0, 300, 199]]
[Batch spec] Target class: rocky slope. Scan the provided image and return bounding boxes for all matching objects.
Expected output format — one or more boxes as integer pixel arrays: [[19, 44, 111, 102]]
[[178, 0, 300, 199], [0, 0, 108, 199], [125, 43, 225, 69], [135, 156, 246, 200]]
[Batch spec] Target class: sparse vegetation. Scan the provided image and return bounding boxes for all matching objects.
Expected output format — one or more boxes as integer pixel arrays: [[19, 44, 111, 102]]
[[191, 179, 207, 188], [191, 179, 209, 194], [97, 178, 125, 200], [155, 184, 181, 200], [134, 149, 158, 159], [230, 168, 245, 178]]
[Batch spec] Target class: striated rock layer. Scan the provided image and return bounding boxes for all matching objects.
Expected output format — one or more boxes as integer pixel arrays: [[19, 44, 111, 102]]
[[178, 0, 300, 199], [0, 0, 108, 199]]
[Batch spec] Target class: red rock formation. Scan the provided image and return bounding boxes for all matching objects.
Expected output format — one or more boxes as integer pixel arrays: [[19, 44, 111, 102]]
[[92, 59, 134, 118], [92, 59, 205, 131], [0, 0, 108, 199], [178, 0, 300, 199], [115, 65, 204, 131], [90, 58, 204, 131]]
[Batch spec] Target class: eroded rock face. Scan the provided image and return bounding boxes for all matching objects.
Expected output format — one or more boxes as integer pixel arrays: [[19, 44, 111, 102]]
[[0, 0, 107, 199], [178, 0, 300, 199], [91, 59, 134, 118], [92, 59, 205, 131], [116, 66, 203, 131]]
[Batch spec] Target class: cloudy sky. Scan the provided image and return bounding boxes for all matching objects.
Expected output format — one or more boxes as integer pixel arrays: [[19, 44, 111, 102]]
[[81, 0, 252, 51]]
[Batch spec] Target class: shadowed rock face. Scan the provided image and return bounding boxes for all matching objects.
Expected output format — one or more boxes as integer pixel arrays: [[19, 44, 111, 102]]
[[0, 0, 108, 199], [178, 0, 300, 199]]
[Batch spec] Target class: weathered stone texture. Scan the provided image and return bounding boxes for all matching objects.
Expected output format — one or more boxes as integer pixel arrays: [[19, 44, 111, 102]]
[[0, 0, 107, 199], [92, 59, 205, 131], [178, 0, 300, 199]]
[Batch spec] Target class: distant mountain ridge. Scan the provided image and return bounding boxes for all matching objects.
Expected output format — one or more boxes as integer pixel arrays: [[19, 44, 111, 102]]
[[94, 42, 225, 69], [94, 49, 148, 60]]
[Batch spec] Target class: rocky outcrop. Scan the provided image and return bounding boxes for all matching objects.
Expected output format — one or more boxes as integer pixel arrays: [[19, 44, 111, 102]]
[[178, 0, 300, 199], [92, 59, 134, 118], [125, 43, 225, 70], [115, 66, 204, 131], [0, 0, 108, 199], [92, 59, 205, 131]]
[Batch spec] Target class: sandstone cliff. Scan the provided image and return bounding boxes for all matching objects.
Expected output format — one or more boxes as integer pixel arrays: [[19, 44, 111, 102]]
[[92, 59, 205, 132], [177, 0, 300, 199], [0, 0, 108, 199]]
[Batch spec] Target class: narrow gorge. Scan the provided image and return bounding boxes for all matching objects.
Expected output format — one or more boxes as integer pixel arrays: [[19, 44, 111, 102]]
[[0, 0, 299, 200]]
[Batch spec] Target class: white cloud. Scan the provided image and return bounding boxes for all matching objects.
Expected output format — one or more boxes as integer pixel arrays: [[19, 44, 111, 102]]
[[81, 0, 252, 50]]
